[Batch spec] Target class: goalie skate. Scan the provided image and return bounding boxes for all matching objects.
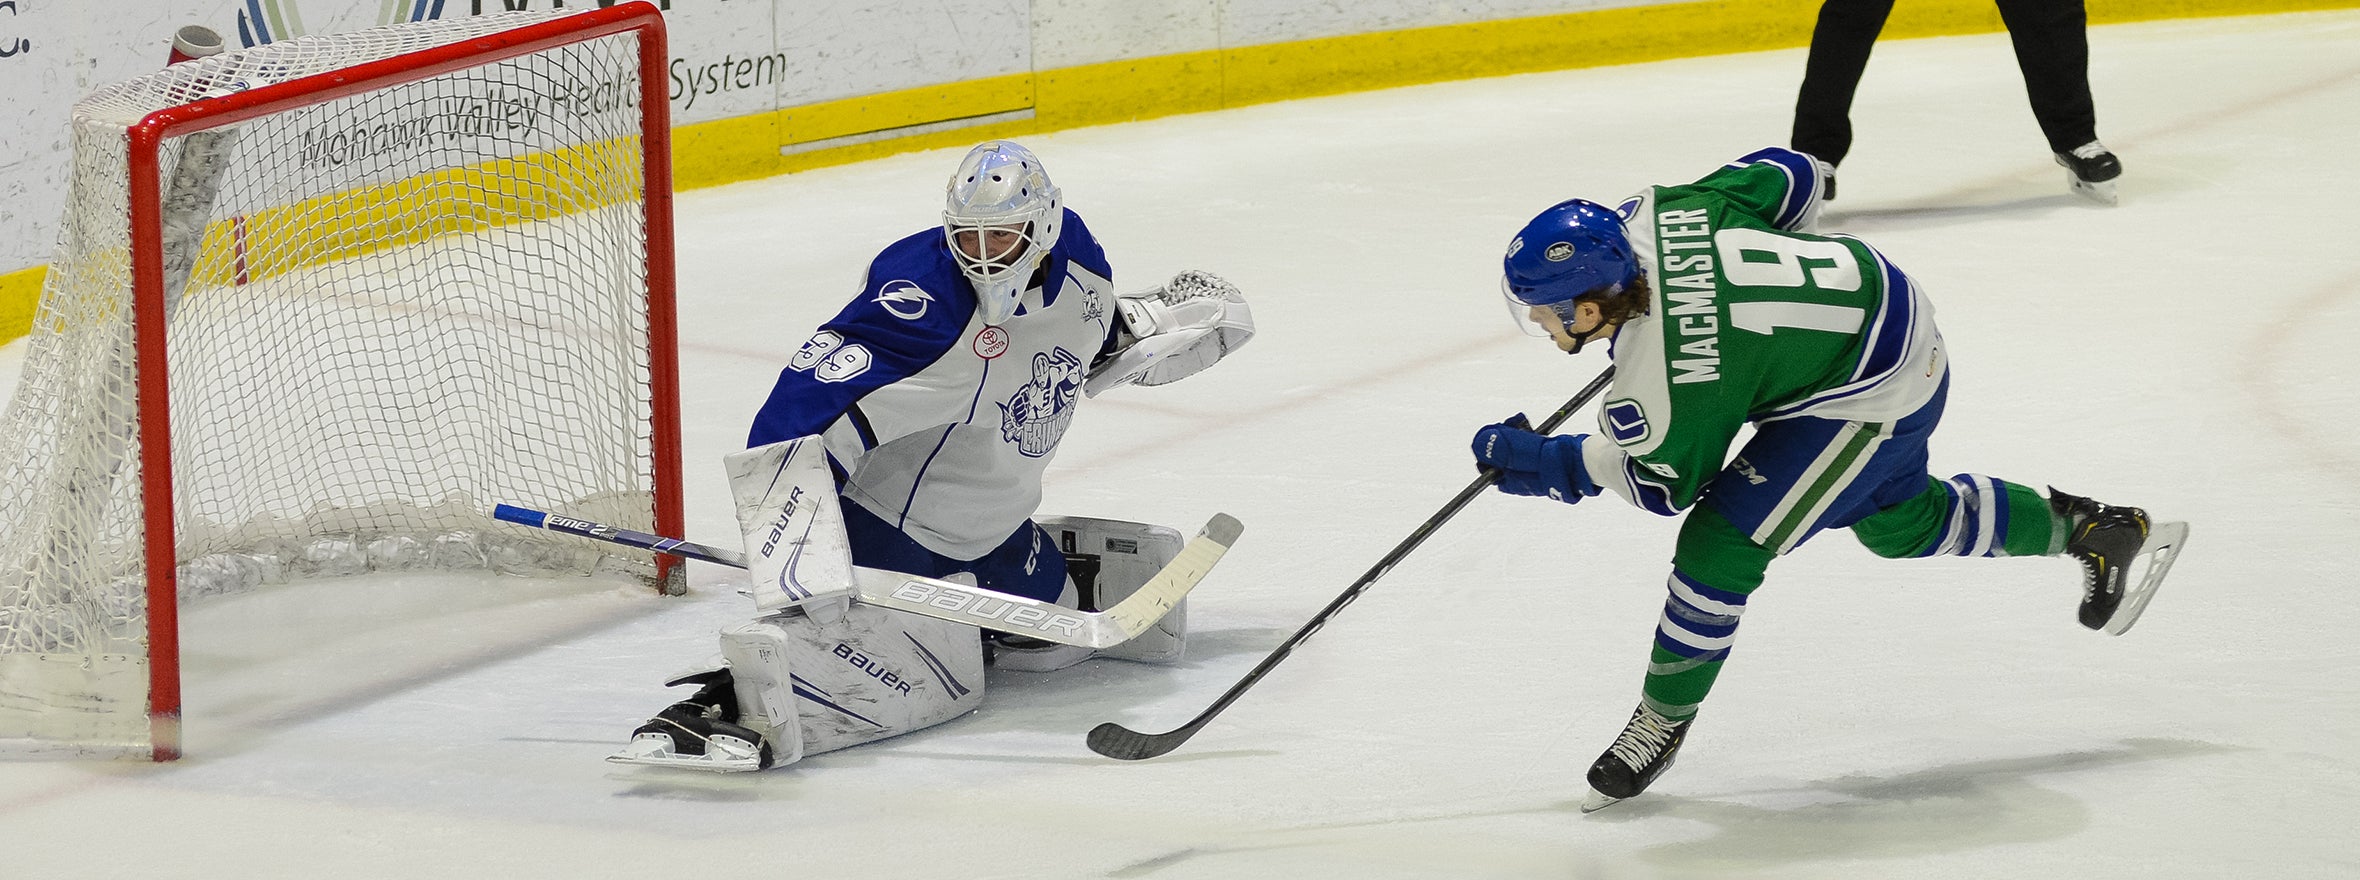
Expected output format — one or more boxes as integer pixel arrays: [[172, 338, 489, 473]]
[[608, 732, 765, 773], [606, 665, 779, 773], [607, 704, 771, 773], [2100, 520, 2188, 636]]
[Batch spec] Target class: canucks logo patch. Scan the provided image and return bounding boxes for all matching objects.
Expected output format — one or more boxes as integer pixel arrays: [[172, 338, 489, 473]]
[[1603, 398, 1650, 446], [998, 347, 1083, 458]]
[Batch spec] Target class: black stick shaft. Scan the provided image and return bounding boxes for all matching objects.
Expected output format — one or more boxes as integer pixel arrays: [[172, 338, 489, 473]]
[[1087, 364, 1618, 760]]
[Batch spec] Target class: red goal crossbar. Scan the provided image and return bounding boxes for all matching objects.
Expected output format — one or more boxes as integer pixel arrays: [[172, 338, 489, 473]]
[[117, 3, 680, 760]]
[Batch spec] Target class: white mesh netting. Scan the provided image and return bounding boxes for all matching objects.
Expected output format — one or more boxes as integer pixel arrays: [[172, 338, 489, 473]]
[[0, 10, 665, 751]]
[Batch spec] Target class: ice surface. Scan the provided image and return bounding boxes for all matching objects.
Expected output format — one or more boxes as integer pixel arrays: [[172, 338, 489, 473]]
[[2, 11, 2356, 879]]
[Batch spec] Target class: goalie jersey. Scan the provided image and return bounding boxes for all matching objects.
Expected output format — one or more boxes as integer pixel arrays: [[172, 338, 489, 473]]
[[749, 209, 1119, 559], [1581, 148, 1949, 515]]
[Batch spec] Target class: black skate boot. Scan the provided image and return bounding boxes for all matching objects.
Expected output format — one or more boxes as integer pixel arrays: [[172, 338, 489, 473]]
[[2055, 141, 2122, 204], [667, 667, 739, 719], [1582, 704, 1693, 812], [610, 668, 774, 771], [2050, 488, 2152, 631]]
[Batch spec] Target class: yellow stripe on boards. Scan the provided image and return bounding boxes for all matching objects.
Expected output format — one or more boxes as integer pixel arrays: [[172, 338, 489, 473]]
[[0, 265, 44, 341], [7, 0, 2356, 343], [188, 140, 645, 290], [782, 73, 1037, 146], [0, 140, 647, 344], [671, 0, 2360, 191]]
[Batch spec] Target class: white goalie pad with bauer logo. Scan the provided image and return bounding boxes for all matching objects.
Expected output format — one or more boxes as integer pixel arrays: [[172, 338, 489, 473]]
[[726, 437, 857, 619], [718, 436, 1239, 649], [721, 605, 986, 768], [1037, 515, 1190, 664]]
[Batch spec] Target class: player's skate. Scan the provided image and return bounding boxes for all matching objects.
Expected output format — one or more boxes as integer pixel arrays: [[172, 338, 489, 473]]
[[609, 668, 774, 772], [2051, 488, 2189, 636], [1581, 703, 1693, 812], [2055, 141, 2122, 205]]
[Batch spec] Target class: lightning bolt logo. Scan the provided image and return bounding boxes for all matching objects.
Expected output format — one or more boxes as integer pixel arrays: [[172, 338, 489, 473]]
[[875, 279, 933, 320]]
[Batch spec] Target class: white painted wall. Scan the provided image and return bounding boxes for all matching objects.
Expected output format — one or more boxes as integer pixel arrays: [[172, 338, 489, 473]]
[[0, 0, 1645, 272]]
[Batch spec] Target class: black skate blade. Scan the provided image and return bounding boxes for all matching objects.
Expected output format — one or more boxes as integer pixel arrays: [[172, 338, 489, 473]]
[[2104, 520, 2188, 636]]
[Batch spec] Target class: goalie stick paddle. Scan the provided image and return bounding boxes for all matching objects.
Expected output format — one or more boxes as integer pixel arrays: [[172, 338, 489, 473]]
[[492, 504, 1242, 649], [1086, 365, 1618, 761]]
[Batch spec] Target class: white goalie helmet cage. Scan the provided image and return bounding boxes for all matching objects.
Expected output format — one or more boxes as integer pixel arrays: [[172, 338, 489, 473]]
[[942, 140, 1062, 325]]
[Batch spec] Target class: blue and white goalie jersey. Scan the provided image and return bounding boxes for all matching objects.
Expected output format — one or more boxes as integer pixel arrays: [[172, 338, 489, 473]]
[[748, 209, 1118, 559]]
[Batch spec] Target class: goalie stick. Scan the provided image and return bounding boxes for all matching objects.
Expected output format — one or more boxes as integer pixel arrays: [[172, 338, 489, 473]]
[[492, 504, 1242, 649], [1086, 365, 1618, 761]]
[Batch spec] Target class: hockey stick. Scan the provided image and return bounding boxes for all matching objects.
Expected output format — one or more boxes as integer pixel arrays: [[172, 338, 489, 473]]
[[1086, 364, 1618, 760], [493, 504, 1242, 649]]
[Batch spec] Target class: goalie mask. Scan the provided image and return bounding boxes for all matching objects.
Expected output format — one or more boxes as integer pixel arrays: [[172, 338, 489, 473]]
[[944, 141, 1064, 325], [1501, 198, 1640, 351]]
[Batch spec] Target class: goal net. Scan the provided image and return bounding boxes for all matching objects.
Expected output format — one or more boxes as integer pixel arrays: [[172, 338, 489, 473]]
[[0, 6, 680, 759]]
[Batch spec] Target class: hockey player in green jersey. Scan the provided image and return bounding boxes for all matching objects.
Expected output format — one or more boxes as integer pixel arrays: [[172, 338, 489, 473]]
[[1469, 147, 2188, 812]]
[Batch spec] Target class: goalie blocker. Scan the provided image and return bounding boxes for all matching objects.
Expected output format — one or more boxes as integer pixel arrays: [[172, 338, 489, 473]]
[[608, 437, 1210, 771]]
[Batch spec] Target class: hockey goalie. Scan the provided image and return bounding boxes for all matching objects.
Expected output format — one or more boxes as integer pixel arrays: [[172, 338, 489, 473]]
[[611, 140, 1254, 771]]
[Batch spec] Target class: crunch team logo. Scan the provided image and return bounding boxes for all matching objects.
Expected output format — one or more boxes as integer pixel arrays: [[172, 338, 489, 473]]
[[998, 347, 1082, 457]]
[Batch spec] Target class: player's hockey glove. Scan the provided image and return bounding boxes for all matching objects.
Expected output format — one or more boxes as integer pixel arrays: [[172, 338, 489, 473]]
[[1471, 414, 1599, 504]]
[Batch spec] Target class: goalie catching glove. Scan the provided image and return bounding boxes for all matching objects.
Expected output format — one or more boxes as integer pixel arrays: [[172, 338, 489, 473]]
[[1084, 270, 1254, 397]]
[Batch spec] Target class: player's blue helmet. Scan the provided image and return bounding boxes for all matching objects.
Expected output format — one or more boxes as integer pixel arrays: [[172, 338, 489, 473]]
[[1500, 198, 1641, 349], [1502, 198, 1639, 308], [944, 141, 1064, 325]]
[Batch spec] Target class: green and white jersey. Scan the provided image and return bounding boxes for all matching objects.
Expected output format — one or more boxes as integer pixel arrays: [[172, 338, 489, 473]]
[[1576, 149, 1948, 515]]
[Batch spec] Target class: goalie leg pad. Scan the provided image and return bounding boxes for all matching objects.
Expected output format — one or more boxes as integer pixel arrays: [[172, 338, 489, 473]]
[[613, 609, 985, 772], [719, 620, 804, 767], [772, 602, 986, 757], [1037, 515, 1189, 664]]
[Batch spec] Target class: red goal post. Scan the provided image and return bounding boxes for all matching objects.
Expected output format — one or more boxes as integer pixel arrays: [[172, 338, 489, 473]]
[[0, 4, 680, 761]]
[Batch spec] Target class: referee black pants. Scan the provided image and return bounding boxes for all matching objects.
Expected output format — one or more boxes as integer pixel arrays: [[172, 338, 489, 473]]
[[1790, 0, 2099, 165]]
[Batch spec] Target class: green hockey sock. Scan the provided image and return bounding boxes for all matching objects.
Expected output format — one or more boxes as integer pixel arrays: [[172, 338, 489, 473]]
[[1638, 509, 1771, 719], [1851, 474, 2056, 558]]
